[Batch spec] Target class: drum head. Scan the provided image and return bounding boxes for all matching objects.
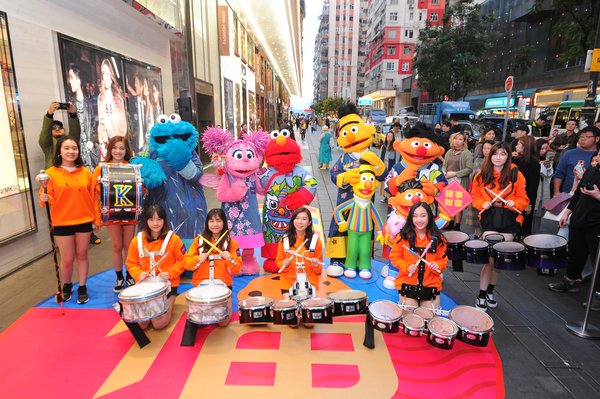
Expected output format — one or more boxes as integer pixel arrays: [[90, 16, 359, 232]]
[[119, 281, 166, 298], [523, 234, 567, 249], [328, 290, 367, 302], [403, 313, 425, 329], [484, 233, 505, 244], [273, 299, 298, 310], [301, 298, 333, 309], [414, 307, 434, 320], [449, 306, 494, 332], [493, 242, 525, 253], [369, 300, 403, 321], [187, 284, 231, 301], [239, 296, 274, 309], [464, 239, 488, 249], [428, 317, 458, 336], [443, 230, 470, 244]]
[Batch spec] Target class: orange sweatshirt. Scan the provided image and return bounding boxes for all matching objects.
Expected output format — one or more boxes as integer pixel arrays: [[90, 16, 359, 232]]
[[470, 167, 529, 224], [182, 235, 242, 286], [126, 232, 186, 287], [38, 166, 97, 226], [390, 234, 448, 291], [276, 236, 323, 291]]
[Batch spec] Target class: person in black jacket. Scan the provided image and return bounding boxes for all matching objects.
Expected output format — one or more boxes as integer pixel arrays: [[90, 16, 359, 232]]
[[549, 148, 600, 310], [513, 135, 540, 236]]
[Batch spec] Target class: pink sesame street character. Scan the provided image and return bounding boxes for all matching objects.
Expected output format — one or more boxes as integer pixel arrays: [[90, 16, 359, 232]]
[[202, 128, 269, 275]]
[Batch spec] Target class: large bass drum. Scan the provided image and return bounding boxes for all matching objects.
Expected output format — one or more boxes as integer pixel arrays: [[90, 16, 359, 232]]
[[99, 163, 143, 224]]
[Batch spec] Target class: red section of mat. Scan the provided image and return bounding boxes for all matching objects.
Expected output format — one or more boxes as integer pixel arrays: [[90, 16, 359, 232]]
[[225, 361, 277, 386], [310, 332, 354, 351], [311, 363, 360, 388], [236, 331, 281, 350]]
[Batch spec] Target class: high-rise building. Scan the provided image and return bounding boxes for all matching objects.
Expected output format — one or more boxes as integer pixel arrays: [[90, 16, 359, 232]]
[[312, 0, 368, 102]]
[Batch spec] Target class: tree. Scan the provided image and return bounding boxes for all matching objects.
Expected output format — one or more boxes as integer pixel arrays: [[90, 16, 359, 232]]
[[413, 0, 496, 100], [310, 97, 349, 116], [531, 0, 599, 64]]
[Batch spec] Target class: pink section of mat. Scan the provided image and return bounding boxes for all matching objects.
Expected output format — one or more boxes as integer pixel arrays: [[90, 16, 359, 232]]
[[225, 361, 277, 386], [310, 332, 354, 351], [236, 331, 281, 350], [311, 364, 360, 388]]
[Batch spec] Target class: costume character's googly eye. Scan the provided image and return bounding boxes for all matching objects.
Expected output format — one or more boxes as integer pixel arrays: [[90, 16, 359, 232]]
[[169, 114, 182, 124], [157, 114, 169, 124]]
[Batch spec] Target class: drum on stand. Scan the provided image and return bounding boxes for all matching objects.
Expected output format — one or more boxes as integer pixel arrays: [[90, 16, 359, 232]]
[[271, 299, 300, 325], [464, 240, 490, 264], [119, 279, 170, 323], [401, 313, 425, 337], [238, 296, 274, 324], [367, 300, 403, 333], [328, 290, 368, 316], [443, 231, 470, 272], [300, 298, 334, 324], [100, 163, 143, 224], [492, 242, 526, 270], [449, 305, 494, 347], [426, 317, 459, 350], [523, 234, 568, 269]]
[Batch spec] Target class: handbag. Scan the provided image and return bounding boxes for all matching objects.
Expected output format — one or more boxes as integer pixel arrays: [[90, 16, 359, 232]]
[[325, 236, 347, 259], [542, 192, 572, 216]]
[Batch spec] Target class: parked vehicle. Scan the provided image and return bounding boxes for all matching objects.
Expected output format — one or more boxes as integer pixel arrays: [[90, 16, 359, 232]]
[[418, 101, 474, 128], [369, 108, 387, 124], [551, 99, 600, 137]]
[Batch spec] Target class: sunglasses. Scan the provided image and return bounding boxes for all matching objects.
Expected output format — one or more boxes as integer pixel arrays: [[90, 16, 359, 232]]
[[154, 133, 192, 144]]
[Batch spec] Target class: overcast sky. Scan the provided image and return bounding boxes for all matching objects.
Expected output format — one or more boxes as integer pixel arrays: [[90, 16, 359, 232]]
[[291, 0, 324, 112]]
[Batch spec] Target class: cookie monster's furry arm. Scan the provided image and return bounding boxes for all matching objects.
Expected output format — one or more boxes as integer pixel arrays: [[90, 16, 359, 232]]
[[130, 156, 167, 189]]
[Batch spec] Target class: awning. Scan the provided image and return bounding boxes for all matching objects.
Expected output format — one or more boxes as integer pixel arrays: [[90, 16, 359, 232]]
[[363, 89, 396, 102]]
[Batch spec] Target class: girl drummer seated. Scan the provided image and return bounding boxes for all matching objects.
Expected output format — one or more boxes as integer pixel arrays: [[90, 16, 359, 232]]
[[182, 208, 242, 290], [125, 204, 186, 330], [470, 142, 529, 312], [389, 202, 448, 309], [276, 207, 323, 299]]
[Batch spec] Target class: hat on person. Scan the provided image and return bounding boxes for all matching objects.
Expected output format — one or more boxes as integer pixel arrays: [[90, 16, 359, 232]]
[[52, 120, 64, 129], [536, 114, 548, 121], [322, 125, 329, 132]]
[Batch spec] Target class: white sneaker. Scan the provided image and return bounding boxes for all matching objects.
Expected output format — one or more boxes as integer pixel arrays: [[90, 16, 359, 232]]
[[383, 276, 396, 290], [359, 270, 372, 280], [344, 268, 357, 278], [380, 265, 389, 278], [476, 297, 487, 312], [326, 264, 344, 277]]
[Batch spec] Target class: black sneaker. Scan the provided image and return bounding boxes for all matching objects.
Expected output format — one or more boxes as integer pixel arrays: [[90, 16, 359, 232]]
[[548, 277, 579, 293], [62, 283, 73, 302], [77, 286, 89, 304], [113, 278, 125, 293], [125, 276, 135, 287], [90, 232, 101, 245], [486, 292, 498, 308], [476, 296, 487, 312], [582, 292, 600, 311]]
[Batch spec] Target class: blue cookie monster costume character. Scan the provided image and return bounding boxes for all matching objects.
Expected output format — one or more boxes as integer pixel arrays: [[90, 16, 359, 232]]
[[131, 113, 207, 248]]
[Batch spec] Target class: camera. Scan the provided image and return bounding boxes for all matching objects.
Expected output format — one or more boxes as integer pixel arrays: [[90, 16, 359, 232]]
[[57, 102, 70, 110]]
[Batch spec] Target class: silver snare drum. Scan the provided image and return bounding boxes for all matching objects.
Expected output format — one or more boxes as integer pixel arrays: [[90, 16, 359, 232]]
[[119, 280, 170, 323], [185, 285, 232, 325]]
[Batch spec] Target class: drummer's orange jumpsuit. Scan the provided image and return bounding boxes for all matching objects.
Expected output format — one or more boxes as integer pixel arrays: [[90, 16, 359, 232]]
[[182, 235, 242, 287], [126, 232, 186, 288], [276, 236, 323, 292], [390, 234, 448, 292]]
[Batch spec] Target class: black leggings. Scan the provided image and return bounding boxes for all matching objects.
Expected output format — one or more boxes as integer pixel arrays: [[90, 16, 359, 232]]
[[566, 225, 600, 290]]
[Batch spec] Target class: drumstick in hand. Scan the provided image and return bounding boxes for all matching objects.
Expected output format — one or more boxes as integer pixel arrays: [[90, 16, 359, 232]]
[[199, 232, 238, 265], [278, 239, 309, 273], [478, 185, 512, 215]]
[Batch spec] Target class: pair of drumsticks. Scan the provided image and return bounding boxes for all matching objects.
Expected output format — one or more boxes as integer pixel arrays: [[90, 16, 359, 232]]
[[278, 238, 324, 273], [402, 240, 441, 276], [195, 230, 238, 267], [478, 184, 522, 215]]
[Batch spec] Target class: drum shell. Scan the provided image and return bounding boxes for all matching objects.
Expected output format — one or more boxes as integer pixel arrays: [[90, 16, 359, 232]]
[[367, 300, 403, 333], [238, 297, 274, 324], [401, 313, 425, 337], [328, 290, 368, 316], [426, 317, 458, 350], [413, 307, 435, 332], [464, 240, 490, 264], [185, 287, 232, 325], [493, 242, 526, 271], [271, 300, 299, 325], [300, 299, 333, 324], [450, 306, 494, 347], [100, 164, 143, 224], [443, 231, 469, 261], [119, 283, 170, 323], [523, 234, 568, 269]]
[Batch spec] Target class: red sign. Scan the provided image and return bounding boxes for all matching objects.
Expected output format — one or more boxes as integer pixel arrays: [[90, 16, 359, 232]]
[[435, 180, 473, 217], [505, 76, 514, 93]]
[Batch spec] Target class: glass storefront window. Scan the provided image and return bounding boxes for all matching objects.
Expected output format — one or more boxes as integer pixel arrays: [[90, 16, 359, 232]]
[[0, 12, 37, 244]]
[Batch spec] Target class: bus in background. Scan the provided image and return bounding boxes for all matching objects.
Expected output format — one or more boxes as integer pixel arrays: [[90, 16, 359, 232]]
[[418, 101, 474, 128], [369, 108, 387, 124], [550, 99, 600, 138]]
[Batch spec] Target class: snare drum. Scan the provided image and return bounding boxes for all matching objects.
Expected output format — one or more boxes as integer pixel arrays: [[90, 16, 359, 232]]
[[449, 305, 494, 347], [402, 313, 425, 337], [300, 298, 334, 324], [99, 163, 143, 224], [492, 242, 526, 270], [484, 233, 505, 247], [119, 280, 170, 322], [414, 307, 435, 330], [271, 300, 299, 325], [443, 231, 470, 261], [426, 317, 458, 350], [523, 234, 568, 269], [328, 290, 368, 316], [238, 296, 274, 324], [464, 240, 490, 264], [367, 300, 403, 333], [185, 285, 232, 325]]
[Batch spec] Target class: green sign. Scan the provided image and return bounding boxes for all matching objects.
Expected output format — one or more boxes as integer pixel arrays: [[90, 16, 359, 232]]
[[485, 97, 515, 108], [358, 98, 373, 106]]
